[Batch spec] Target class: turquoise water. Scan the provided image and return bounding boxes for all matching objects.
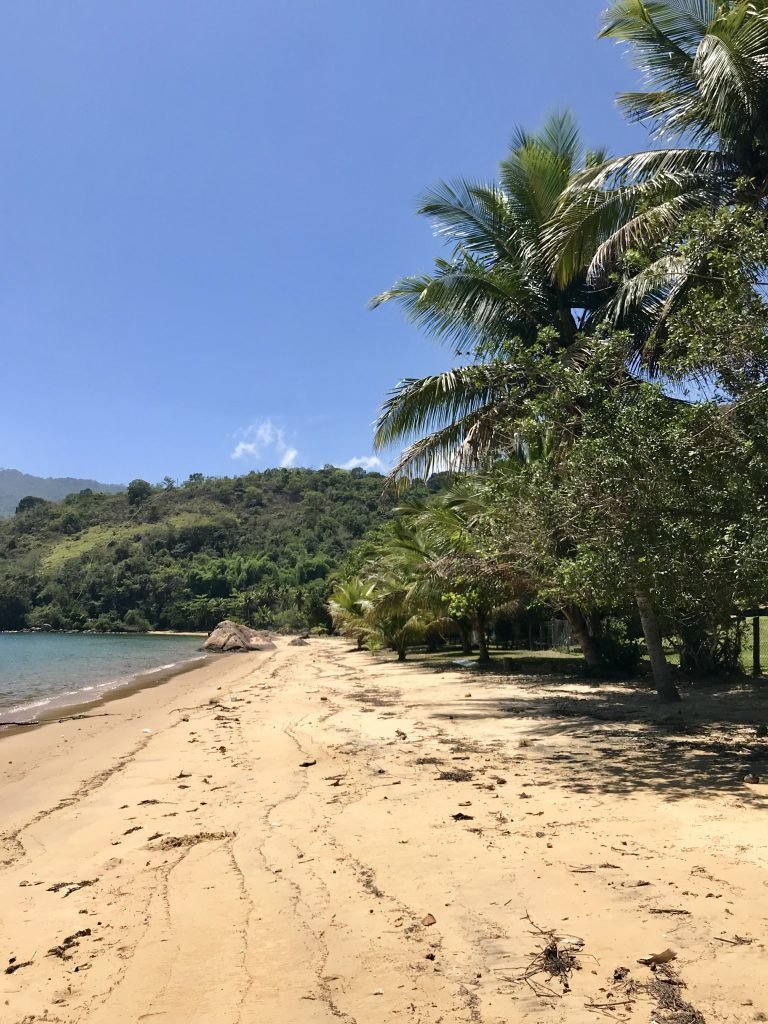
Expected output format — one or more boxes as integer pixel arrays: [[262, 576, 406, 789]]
[[0, 633, 206, 723]]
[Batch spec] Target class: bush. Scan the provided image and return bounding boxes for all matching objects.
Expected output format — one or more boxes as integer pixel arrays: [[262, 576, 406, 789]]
[[123, 609, 151, 633]]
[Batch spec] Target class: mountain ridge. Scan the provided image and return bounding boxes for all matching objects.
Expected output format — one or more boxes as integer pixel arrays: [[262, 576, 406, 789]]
[[0, 468, 125, 517]]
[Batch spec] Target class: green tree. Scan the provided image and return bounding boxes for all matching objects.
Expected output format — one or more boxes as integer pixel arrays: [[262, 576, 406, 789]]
[[15, 495, 48, 515], [127, 479, 153, 506]]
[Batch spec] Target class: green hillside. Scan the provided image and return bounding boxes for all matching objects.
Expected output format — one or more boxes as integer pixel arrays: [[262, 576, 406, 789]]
[[0, 468, 394, 633]]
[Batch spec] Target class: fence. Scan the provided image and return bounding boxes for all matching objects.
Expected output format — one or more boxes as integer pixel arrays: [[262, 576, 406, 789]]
[[742, 613, 768, 676], [493, 617, 574, 652]]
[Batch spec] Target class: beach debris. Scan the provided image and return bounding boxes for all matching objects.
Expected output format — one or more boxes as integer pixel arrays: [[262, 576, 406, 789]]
[[438, 768, 473, 782], [644, 964, 705, 1023], [713, 934, 754, 946], [147, 832, 163, 842], [613, 966, 630, 982], [123, 826, 143, 836], [153, 831, 235, 850], [142, 729, 153, 735], [744, 773, 761, 784], [421, 913, 437, 927], [513, 913, 584, 995], [138, 799, 160, 806], [299, 759, 317, 768], [451, 812, 474, 821], [175, 771, 192, 779], [638, 948, 677, 967], [649, 907, 691, 916], [395, 729, 408, 740], [47, 879, 98, 898], [5, 958, 33, 975], [47, 928, 91, 960]]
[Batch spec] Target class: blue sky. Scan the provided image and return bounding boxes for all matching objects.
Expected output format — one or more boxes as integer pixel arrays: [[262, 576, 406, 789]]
[[0, 1, 646, 484]]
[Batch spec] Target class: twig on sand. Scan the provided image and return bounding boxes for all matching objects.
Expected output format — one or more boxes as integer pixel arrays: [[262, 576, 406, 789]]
[[5, 959, 34, 975], [585, 998, 636, 1009], [713, 934, 753, 945], [0, 713, 112, 729], [513, 911, 585, 996]]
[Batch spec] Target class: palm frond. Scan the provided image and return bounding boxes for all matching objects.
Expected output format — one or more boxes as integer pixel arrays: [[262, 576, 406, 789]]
[[417, 180, 514, 260], [371, 255, 543, 355], [547, 150, 731, 284], [374, 363, 523, 452]]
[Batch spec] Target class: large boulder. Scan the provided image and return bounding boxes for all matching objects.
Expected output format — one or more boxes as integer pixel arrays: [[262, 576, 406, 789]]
[[204, 620, 277, 653]]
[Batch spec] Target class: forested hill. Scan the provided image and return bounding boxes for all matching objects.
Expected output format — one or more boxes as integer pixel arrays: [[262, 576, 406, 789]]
[[0, 468, 124, 518], [0, 468, 394, 633]]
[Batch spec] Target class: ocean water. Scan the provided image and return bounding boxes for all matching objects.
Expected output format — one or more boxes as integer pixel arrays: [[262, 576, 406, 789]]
[[0, 633, 206, 723]]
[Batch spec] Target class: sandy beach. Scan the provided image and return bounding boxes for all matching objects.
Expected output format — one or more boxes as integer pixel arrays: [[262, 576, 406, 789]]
[[1, 638, 767, 1023]]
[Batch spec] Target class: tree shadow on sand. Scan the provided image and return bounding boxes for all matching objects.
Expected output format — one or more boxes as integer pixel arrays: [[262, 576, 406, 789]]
[[395, 658, 768, 803]]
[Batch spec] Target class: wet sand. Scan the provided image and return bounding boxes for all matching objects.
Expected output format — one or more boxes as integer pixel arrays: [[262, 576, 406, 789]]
[[1, 638, 767, 1023]]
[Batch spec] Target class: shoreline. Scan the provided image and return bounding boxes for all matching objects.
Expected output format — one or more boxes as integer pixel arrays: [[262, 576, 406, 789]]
[[0, 650, 217, 737], [0, 629, 208, 637]]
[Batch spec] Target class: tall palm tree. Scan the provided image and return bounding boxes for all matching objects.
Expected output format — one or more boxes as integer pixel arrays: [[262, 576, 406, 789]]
[[372, 112, 613, 480], [549, 2, 768, 311]]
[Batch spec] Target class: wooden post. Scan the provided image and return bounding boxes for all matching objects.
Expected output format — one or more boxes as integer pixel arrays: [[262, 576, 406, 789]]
[[753, 616, 761, 678]]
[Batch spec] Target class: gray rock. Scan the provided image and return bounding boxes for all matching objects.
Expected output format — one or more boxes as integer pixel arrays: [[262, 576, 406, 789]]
[[204, 620, 277, 653]]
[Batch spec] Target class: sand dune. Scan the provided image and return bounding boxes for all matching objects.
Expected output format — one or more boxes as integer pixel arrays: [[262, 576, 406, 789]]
[[1, 638, 767, 1023]]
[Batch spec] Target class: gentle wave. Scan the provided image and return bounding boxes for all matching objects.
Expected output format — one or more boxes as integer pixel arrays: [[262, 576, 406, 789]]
[[0, 634, 206, 724]]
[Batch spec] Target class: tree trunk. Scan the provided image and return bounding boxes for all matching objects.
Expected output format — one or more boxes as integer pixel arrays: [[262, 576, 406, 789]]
[[458, 620, 473, 656], [396, 642, 407, 662], [563, 604, 603, 674], [635, 589, 680, 702], [356, 636, 363, 651], [476, 614, 490, 664]]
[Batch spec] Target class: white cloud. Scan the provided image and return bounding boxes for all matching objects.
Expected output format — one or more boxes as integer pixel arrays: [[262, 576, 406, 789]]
[[280, 447, 298, 468], [339, 456, 387, 472], [231, 419, 299, 467]]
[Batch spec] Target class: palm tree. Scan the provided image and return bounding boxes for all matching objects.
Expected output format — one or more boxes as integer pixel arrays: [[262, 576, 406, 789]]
[[394, 488, 528, 663], [362, 572, 430, 661], [328, 577, 376, 648], [549, 1, 768, 319], [372, 112, 613, 480]]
